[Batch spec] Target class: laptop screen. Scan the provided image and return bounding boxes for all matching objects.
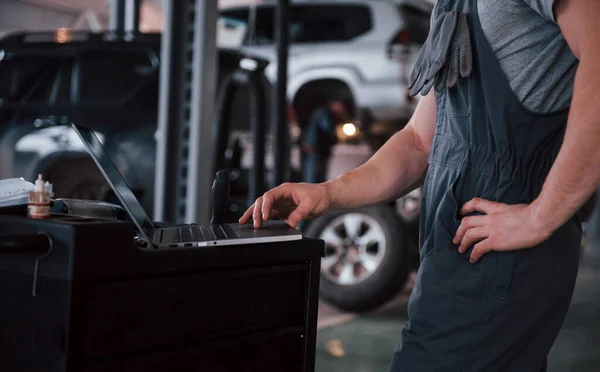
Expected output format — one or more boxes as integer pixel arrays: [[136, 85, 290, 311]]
[[71, 123, 155, 242]]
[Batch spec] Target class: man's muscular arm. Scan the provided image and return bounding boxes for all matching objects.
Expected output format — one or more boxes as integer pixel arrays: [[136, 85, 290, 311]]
[[240, 93, 437, 228], [530, 0, 600, 232], [324, 92, 436, 211], [454, 0, 600, 263]]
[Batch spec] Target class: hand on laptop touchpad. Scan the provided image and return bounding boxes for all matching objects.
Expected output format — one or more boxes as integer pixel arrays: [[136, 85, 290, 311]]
[[237, 220, 290, 230]]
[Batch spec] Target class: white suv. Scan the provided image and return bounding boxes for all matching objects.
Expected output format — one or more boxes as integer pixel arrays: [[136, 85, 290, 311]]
[[218, 0, 432, 128]]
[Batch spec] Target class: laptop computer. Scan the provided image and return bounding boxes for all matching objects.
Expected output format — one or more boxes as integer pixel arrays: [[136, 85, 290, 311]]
[[70, 123, 303, 249]]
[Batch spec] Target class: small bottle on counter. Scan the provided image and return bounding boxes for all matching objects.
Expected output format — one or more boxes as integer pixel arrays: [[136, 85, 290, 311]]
[[28, 174, 51, 219]]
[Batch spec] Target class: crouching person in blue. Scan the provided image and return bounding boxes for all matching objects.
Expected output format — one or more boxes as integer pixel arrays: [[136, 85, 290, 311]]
[[300, 99, 353, 184], [241, 0, 600, 370]]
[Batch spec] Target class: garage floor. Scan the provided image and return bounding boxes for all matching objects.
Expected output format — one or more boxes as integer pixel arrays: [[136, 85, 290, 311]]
[[315, 239, 600, 372]]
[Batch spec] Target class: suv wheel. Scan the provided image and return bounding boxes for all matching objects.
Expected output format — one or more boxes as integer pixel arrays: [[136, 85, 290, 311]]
[[305, 205, 412, 312]]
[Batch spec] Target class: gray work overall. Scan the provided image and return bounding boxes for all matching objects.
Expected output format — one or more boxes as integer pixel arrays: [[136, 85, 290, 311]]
[[390, 0, 581, 370]]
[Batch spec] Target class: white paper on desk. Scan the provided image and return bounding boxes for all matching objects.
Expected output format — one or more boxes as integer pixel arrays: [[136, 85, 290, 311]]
[[0, 178, 35, 207]]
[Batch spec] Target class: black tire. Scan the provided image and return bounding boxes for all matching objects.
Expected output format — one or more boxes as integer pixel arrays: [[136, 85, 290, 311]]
[[305, 205, 413, 312]]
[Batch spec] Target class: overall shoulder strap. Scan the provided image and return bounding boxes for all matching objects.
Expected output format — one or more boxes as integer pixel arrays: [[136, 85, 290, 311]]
[[436, 0, 471, 14]]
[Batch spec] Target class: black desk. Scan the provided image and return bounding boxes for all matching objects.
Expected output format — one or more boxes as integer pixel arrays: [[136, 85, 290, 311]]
[[0, 215, 324, 372]]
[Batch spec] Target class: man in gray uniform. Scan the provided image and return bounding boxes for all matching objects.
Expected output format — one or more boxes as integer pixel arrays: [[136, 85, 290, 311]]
[[241, 0, 600, 370]]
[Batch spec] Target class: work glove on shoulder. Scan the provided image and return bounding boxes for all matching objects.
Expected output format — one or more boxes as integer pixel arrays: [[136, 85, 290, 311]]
[[436, 12, 473, 92], [408, 12, 473, 96]]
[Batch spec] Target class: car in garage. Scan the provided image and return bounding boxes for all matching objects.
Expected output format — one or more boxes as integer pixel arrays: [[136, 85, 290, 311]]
[[0, 31, 267, 213], [218, 0, 433, 129]]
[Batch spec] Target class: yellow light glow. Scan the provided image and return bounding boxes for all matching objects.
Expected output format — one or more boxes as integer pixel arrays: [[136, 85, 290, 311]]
[[56, 28, 72, 43], [342, 123, 357, 136]]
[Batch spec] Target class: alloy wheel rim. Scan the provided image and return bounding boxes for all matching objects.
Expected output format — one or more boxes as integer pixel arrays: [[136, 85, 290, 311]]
[[319, 213, 387, 286]]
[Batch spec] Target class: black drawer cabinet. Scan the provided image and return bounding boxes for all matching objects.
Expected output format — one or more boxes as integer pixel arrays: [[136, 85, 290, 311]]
[[0, 215, 324, 372]]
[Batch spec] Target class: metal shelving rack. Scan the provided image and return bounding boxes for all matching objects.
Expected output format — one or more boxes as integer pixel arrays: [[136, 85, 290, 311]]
[[153, 0, 290, 225], [153, 0, 218, 225]]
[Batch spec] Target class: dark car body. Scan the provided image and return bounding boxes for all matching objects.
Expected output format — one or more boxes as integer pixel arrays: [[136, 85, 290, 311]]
[[0, 31, 270, 214]]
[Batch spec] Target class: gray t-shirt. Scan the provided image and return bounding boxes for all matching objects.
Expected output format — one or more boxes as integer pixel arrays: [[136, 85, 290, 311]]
[[477, 0, 578, 113]]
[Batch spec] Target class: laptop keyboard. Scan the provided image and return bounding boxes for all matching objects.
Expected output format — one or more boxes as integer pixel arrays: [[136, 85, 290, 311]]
[[171, 224, 240, 243]]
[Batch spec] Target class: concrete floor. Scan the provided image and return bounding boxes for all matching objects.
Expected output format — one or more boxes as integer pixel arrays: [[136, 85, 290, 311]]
[[315, 240, 600, 372]]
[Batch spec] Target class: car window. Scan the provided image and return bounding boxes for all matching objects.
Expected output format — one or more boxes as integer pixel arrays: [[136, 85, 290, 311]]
[[0, 55, 71, 105], [79, 50, 156, 105], [225, 4, 372, 46], [291, 5, 372, 44], [0, 48, 157, 108], [218, 8, 250, 48]]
